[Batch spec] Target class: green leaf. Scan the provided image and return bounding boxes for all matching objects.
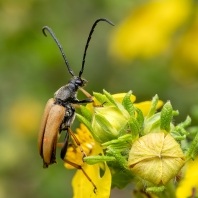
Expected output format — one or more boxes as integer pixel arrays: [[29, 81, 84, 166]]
[[93, 92, 110, 105], [147, 94, 159, 118], [102, 134, 132, 149], [122, 91, 135, 117], [84, 155, 116, 165], [103, 89, 118, 107], [107, 147, 129, 170], [80, 105, 92, 122], [111, 171, 134, 189], [176, 116, 191, 130], [76, 113, 102, 142], [143, 112, 161, 134], [135, 107, 144, 128], [146, 186, 165, 193], [186, 131, 198, 160], [128, 117, 140, 141], [160, 101, 173, 132], [103, 89, 128, 114]]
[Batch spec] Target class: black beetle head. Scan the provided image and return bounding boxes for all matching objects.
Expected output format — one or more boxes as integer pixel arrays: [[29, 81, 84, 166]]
[[69, 76, 88, 88]]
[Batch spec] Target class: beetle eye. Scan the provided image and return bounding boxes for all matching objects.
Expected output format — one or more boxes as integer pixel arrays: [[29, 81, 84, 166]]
[[75, 79, 82, 85]]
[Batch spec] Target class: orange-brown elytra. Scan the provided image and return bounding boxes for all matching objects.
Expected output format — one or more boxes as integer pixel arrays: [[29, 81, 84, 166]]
[[38, 18, 114, 192]]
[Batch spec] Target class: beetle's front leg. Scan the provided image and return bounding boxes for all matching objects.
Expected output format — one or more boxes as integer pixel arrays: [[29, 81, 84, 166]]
[[78, 87, 106, 107], [79, 87, 92, 98], [73, 98, 93, 104]]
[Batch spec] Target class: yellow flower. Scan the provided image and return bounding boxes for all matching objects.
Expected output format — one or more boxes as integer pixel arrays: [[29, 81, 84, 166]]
[[176, 157, 198, 198], [64, 124, 111, 198], [7, 98, 42, 138], [109, 0, 191, 61], [171, 7, 198, 86]]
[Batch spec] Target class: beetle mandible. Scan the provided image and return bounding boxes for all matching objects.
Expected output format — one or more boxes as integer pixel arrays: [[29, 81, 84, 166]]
[[38, 18, 114, 190]]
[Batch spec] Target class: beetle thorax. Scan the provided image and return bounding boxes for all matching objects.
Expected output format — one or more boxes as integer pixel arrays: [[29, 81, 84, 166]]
[[54, 84, 77, 103]]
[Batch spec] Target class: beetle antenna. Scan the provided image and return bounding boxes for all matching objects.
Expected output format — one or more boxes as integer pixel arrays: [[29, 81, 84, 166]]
[[42, 26, 75, 77], [79, 18, 114, 77]]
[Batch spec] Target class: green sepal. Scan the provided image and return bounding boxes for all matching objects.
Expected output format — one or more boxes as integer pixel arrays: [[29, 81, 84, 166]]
[[147, 94, 159, 118], [103, 89, 118, 107], [175, 116, 191, 133], [171, 117, 191, 140], [173, 110, 179, 116], [118, 134, 132, 141], [122, 90, 135, 117], [106, 147, 129, 170], [160, 101, 173, 132], [146, 186, 165, 193], [103, 89, 126, 112], [135, 107, 144, 128], [93, 92, 110, 105], [76, 113, 102, 142], [79, 105, 92, 122], [170, 131, 186, 141], [128, 117, 140, 141], [143, 113, 161, 135], [102, 134, 132, 150], [186, 131, 198, 160], [84, 155, 116, 165]]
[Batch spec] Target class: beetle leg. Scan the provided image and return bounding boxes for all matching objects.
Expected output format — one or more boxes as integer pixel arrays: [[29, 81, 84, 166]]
[[68, 127, 87, 158], [72, 98, 93, 104], [60, 105, 86, 159], [57, 143, 64, 147], [60, 131, 69, 159], [79, 87, 92, 98], [71, 104, 80, 109], [78, 87, 105, 107], [63, 159, 97, 193]]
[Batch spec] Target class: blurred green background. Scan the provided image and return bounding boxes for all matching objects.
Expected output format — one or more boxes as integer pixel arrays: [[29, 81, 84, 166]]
[[1, 0, 198, 197]]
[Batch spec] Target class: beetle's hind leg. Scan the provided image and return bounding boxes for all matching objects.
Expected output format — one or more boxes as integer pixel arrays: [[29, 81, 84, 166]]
[[63, 158, 97, 193], [59, 130, 97, 193]]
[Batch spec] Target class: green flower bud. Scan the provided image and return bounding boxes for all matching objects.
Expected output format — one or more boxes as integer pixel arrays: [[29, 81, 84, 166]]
[[92, 105, 130, 142], [128, 132, 185, 185]]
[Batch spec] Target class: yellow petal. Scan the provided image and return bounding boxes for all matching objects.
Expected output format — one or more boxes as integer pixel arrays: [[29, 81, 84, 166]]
[[112, 93, 136, 103], [72, 143, 111, 198], [176, 158, 198, 198], [134, 100, 163, 116], [72, 162, 111, 198]]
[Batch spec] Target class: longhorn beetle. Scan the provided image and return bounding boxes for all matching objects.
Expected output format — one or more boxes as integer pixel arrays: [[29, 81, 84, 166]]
[[38, 18, 114, 191]]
